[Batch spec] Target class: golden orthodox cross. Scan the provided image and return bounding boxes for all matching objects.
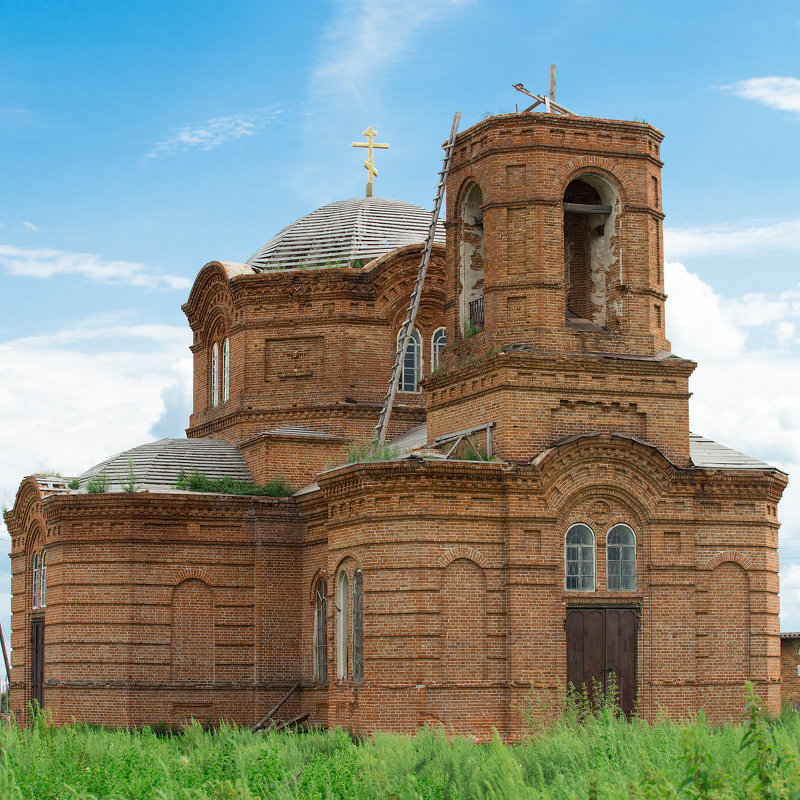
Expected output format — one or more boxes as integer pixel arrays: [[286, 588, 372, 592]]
[[351, 126, 389, 197]]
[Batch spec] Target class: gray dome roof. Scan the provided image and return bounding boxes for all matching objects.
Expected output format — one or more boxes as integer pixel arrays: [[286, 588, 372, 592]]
[[247, 197, 445, 272], [77, 438, 253, 492]]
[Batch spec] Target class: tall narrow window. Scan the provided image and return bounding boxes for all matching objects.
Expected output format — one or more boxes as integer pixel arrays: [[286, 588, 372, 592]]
[[352, 570, 363, 682], [399, 328, 422, 392], [40, 550, 47, 607], [314, 580, 328, 683], [222, 338, 230, 403], [336, 571, 349, 680], [431, 327, 446, 372], [607, 524, 636, 591], [32, 552, 39, 609], [211, 342, 219, 407], [565, 524, 595, 591]]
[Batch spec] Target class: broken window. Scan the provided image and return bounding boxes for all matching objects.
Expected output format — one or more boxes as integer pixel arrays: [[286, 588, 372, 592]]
[[431, 327, 446, 372], [222, 338, 230, 403], [459, 183, 484, 333], [565, 524, 595, 591], [336, 571, 349, 680], [352, 570, 363, 683], [399, 328, 422, 392], [314, 580, 328, 683], [563, 176, 619, 328], [211, 342, 219, 407], [607, 524, 636, 591]]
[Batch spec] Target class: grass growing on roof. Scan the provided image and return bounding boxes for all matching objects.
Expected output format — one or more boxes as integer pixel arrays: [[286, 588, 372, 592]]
[[175, 470, 294, 497], [345, 439, 399, 464]]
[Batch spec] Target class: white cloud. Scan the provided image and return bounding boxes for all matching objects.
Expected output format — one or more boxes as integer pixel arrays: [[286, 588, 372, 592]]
[[664, 217, 800, 259], [0, 318, 193, 649], [725, 76, 800, 114], [22, 221, 37, 231], [313, 0, 470, 106], [144, 106, 283, 160], [0, 244, 191, 290], [665, 261, 800, 628]]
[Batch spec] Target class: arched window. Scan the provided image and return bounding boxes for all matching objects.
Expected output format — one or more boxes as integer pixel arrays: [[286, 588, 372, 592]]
[[211, 342, 219, 407], [431, 327, 446, 372], [32, 552, 39, 608], [314, 580, 328, 683], [40, 550, 47, 607], [352, 570, 363, 682], [459, 183, 484, 332], [399, 328, 422, 392], [565, 524, 595, 591], [222, 338, 230, 403], [336, 571, 349, 680], [607, 524, 636, 591]]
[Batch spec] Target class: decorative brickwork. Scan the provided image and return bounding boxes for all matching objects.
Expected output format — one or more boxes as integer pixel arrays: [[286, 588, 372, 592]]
[[3, 109, 789, 736]]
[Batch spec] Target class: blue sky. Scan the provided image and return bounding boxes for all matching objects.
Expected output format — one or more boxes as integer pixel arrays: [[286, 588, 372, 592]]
[[2, 0, 800, 652]]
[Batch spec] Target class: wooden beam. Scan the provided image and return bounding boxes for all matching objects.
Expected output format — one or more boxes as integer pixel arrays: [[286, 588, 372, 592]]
[[273, 713, 309, 732], [563, 202, 612, 215], [251, 681, 300, 732], [0, 622, 10, 694], [549, 64, 556, 103]]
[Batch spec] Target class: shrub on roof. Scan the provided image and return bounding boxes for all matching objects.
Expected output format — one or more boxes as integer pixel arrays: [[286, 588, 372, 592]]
[[175, 471, 294, 497]]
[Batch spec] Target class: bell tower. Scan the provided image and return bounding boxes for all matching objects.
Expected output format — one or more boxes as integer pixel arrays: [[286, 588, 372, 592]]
[[426, 112, 695, 466]]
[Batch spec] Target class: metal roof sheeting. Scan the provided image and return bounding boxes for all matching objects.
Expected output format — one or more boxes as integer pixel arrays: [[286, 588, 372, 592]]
[[246, 197, 444, 271], [77, 438, 253, 492], [689, 433, 775, 471]]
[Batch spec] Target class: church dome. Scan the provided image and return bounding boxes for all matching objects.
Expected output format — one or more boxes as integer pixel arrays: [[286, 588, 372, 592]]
[[246, 197, 445, 272], [77, 438, 253, 492]]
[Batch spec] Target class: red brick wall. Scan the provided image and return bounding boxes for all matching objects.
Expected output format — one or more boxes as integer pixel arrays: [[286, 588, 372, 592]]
[[781, 637, 800, 707]]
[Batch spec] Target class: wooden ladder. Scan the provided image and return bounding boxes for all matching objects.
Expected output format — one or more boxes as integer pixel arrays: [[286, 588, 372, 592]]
[[374, 111, 461, 446]]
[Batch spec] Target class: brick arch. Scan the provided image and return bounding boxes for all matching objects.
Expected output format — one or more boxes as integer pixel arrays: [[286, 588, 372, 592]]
[[201, 305, 233, 348], [559, 486, 650, 531], [438, 546, 489, 569], [454, 175, 483, 213], [703, 550, 754, 572], [173, 567, 214, 587], [333, 551, 362, 576], [554, 157, 634, 205], [309, 568, 329, 603]]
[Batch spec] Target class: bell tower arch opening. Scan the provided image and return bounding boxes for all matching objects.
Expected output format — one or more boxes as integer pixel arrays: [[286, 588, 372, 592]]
[[458, 182, 485, 334], [563, 174, 620, 328]]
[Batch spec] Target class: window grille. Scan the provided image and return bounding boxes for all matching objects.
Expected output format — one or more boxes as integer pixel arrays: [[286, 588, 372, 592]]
[[336, 572, 349, 679], [40, 550, 47, 607], [222, 338, 230, 403], [211, 342, 219, 407], [352, 571, 363, 682], [314, 580, 328, 683], [565, 524, 595, 591], [468, 297, 484, 328], [399, 328, 422, 392], [431, 327, 446, 372], [32, 552, 39, 608], [607, 524, 636, 591]]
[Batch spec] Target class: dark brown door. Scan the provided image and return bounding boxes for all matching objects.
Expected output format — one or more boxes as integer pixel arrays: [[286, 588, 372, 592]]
[[31, 620, 44, 709], [566, 607, 637, 717]]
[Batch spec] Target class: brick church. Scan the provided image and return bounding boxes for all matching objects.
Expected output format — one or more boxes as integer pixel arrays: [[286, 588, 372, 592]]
[[5, 107, 788, 736]]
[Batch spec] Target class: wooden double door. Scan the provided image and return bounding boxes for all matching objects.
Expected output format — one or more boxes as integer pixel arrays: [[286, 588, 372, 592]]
[[566, 606, 637, 717], [31, 620, 44, 709]]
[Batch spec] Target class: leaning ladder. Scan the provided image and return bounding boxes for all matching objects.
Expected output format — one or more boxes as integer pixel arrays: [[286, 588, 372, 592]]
[[374, 111, 461, 446]]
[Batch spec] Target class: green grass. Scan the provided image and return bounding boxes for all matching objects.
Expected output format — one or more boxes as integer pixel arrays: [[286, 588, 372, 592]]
[[175, 471, 295, 497], [345, 440, 399, 464], [3, 687, 800, 799]]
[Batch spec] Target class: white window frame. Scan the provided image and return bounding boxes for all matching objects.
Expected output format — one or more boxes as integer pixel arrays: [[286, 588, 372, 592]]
[[313, 580, 328, 683], [336, 571, 349, 680], [32, 552, 39, 609], [399, 328, 422, 393], [211, 342, 220, 407], [222, 337, 230, 403], [40, 550, 47, 607], [565, 523, 596, 592], [607, 524, 637, 591], [431, 327, 446, 372]]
